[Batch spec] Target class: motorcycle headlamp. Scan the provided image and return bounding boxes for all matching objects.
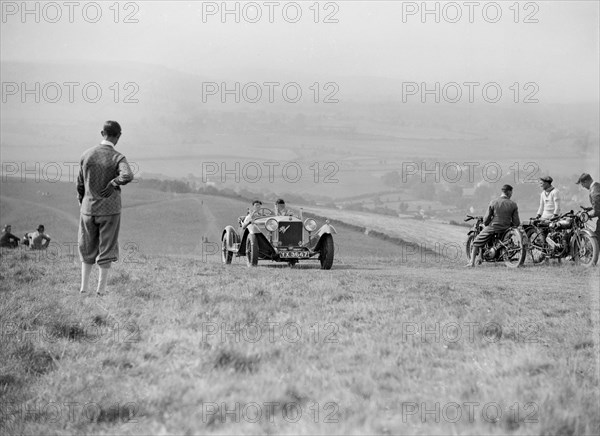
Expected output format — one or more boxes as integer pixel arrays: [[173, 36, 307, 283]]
[[266, 219, 278, 232], [581, 212, 590, 223], [304, 219, 317, 232]]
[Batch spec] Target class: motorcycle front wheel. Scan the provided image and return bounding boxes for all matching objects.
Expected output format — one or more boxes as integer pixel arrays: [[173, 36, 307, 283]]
[[528, 231, 547, 264], [571, 232, 599, 267], [465, 234, 475, 260], [502, 228, 526, 268]]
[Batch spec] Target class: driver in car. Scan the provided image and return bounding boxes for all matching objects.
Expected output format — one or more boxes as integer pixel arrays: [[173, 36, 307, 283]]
[[241, 199, 263, 230]]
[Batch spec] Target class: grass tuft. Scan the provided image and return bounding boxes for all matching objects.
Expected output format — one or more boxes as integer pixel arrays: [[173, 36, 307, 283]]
[[46, 321, 86, 341], [91, 314, 108, 326], [329, 293, 353, 303], [13, 264, 45, 284], [574, 340, 594, 350], [0, 374, 20, 389], [11, 343, 56, 376], [213, 349, 260, 373], [107, 269, 130, 285], [102, 358, 134, 370]]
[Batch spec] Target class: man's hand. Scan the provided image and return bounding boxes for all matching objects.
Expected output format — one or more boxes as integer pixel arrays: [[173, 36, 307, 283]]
[[535, 214, 541, 219], [99, 181, 116, 198], [581, 205, 593, 212]]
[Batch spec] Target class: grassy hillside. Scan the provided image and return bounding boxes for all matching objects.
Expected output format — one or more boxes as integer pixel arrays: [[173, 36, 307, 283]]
[[1, 248, 598, 435], [2, 177, 599, 435]]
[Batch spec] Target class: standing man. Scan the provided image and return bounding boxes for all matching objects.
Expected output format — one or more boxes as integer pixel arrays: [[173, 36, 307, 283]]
[[466, 184, 520, 267], [535, 176, 561, 220], [576, 173, 600, 239], [77, 121, 133, 295], [0, 225, 20, 248]]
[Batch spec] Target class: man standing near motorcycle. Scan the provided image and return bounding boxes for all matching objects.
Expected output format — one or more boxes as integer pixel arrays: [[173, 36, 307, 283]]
[[576, 173, 600, 240], [466, 184, 521, 267], [535, 176, 561, 220]]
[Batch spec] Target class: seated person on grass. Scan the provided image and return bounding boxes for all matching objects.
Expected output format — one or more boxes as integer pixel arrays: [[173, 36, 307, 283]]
[[0, 225, 20, 248]]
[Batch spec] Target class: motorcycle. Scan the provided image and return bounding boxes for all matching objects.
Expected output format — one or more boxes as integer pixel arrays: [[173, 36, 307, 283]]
[[464, 215, 526, 268], [523, 208, 598, 267]]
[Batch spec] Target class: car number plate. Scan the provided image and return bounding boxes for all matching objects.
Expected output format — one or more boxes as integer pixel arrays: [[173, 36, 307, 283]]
[[280, 251, 309, 258]]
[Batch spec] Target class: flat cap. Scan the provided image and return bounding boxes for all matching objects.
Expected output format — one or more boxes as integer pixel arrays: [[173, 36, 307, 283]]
[[576, 173, 592, 185]]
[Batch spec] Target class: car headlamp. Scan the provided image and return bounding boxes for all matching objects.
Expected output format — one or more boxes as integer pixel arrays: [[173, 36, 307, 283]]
[[304, 219, 317, 232], [266, 218, 278, 232]]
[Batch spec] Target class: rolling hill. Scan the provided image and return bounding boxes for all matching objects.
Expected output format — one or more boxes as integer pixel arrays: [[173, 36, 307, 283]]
[[0, 178, 414, 263]]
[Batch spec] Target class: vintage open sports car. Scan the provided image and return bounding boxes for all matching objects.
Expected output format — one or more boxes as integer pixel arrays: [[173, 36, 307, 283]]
[[221, 207, 336, 269]]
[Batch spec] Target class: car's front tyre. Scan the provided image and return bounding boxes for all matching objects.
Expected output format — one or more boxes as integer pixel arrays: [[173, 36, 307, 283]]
[[246, 233, 259, 267], [319, 234, 334, 270], [221, 233, 233, 265]]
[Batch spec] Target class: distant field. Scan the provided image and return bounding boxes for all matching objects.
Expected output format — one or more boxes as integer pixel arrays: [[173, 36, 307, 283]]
[[303, 205, 467, 252], [0, 178, 412, 262]]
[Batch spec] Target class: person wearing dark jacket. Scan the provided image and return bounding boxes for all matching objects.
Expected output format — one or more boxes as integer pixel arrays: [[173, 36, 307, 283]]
[[466, 184, 520, 267], [0, 225, 20, 248], [576, 173, 600, 240]]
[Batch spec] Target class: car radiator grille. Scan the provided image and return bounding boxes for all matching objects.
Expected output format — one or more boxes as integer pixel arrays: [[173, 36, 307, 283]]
[[278, 222, 303, 247]]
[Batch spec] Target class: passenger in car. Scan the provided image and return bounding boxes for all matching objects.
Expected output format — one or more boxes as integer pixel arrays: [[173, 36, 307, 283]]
[[275, 198, 293, 216]]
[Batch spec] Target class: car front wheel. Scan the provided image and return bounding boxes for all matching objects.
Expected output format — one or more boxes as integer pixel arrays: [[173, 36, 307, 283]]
[[246, 234, 259, 267], [319, 234, 334, 270], [222, 233, 232, 264]]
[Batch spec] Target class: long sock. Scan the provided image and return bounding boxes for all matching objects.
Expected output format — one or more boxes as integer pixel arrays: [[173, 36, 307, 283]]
[[80, 263, 93, 293], [97, 264, 110, 294]]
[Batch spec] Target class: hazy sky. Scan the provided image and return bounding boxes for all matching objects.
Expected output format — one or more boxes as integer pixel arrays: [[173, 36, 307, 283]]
[[1, 1, 598, 102]]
